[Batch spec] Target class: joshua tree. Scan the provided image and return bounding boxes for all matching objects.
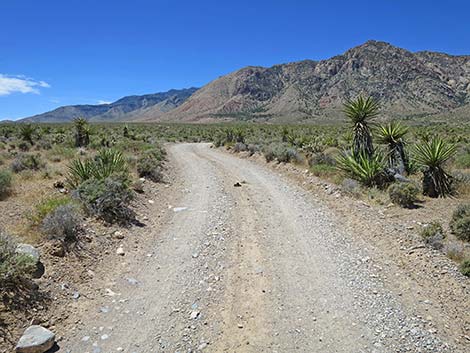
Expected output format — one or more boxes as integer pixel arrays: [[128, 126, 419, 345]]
[[343, 96, 380, 157], [414, 136, 457, 197], [376, 121, 409, 175], [73, 117, 90, 147]]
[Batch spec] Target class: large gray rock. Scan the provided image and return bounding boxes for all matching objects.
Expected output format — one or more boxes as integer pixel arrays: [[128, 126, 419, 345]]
[[15, 325, 55, 353], [16, 244, 40, 264], [15, 244, 44, 278]]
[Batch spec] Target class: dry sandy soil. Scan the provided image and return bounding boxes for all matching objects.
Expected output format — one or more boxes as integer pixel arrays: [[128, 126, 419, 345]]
[[42, 143, 469, 353]]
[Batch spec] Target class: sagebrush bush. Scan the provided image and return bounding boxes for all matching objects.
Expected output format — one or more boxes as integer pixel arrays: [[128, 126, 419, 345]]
[[263, 143, 302, 164], [0, 231, 35, 287], [233, 142, 247, 153], [41, 204, 82, 243], [449, 203, 470, 242], [11, 153, 44, 173], [341, 178, 362, 196], [137, 154, 163, 182], [460, 259, 470, 277], [308, 152, 336, 167], [74, 175, 135, 224], [0, 169, 12, 197], [420, 221, 445, 249], [388, 182, 419, 208]]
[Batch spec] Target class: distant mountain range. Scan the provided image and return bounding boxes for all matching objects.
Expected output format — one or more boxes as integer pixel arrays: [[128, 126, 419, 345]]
[[19, 40, 470, 123], [20, 88, 198, 123]]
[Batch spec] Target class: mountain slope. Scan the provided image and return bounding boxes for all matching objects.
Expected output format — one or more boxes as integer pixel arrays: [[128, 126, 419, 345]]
[[21, 88, 198, 123], [151, 41, 470, 122]]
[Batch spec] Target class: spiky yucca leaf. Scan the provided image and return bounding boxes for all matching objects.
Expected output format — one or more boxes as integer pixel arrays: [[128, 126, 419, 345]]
[[376, 121, 408, 145], [413, 137, 457, 169], [93, 149, 128, 180], [337, 150, 387, 187], [66, 149, 128, 189], [343, 96, 380, 124], [66, 159, 95, 189]]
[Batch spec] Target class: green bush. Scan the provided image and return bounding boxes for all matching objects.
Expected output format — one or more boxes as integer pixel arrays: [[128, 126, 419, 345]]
[[74, 175, 135, 224], [388, 182, 419, 208], [0, 231, 35, 287], [449, 203, 470, 242], [420, 221, 445, 249], [0, 169, 12, 197], [460, 259, 470, 277]]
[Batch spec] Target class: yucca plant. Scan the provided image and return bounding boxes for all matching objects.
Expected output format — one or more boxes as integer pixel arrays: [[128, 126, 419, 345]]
[[66, 149, 128, 189], [413, 137, 457, 197], [73, 117, 90, 147], [93, 149, 128, 180], [19, 124, 35, 145], [376, 121, 409, 175], [337, 150, 388, 187], [66, 159, 95, 189], [343, 96, 380, 157]]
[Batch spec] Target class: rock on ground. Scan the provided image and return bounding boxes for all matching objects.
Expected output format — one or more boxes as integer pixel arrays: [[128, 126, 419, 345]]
[[15, 325, 55, 353]]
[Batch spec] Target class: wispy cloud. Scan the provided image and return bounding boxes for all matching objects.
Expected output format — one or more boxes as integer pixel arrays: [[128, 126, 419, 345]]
[[0, 74, 51, 96], [97, 100, 112, 105]]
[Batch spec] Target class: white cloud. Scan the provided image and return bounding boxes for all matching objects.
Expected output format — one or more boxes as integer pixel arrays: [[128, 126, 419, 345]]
[[0, 74, 51, 96], [97, 100, 111, 105]]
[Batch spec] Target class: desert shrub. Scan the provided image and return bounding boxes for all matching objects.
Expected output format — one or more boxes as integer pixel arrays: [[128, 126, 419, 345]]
[[449, 203, 470, 242], [137, 154, 163, 182], [233, 142, 247, 153], [263, 143, 302, 164], [388, 182, 419, 208], [460, 259, 470, 277], [0, 231, 35, 286], [452, 171, 470, 195], [74, 175, 135, 224], [41, 204, 82, 243], [0, 169, 12, 197], [309, 164, 337, 178], [11, 153, 44, 173], [420, 221, 445, 249], [31, 196, 71, 224], [18, 142, 30, 152], [455, 151, 470, 169], [444, 243, 465, 262], [308, 152, 336, 167], [341, 178, 362, 196], [247, 144, 260, 156]]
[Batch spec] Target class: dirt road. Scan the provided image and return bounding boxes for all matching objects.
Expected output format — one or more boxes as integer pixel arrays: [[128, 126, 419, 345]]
[[62, 143, 466, 352]]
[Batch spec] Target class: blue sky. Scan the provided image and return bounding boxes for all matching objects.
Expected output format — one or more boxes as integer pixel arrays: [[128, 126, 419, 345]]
[[1, 0, 470, 120]]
